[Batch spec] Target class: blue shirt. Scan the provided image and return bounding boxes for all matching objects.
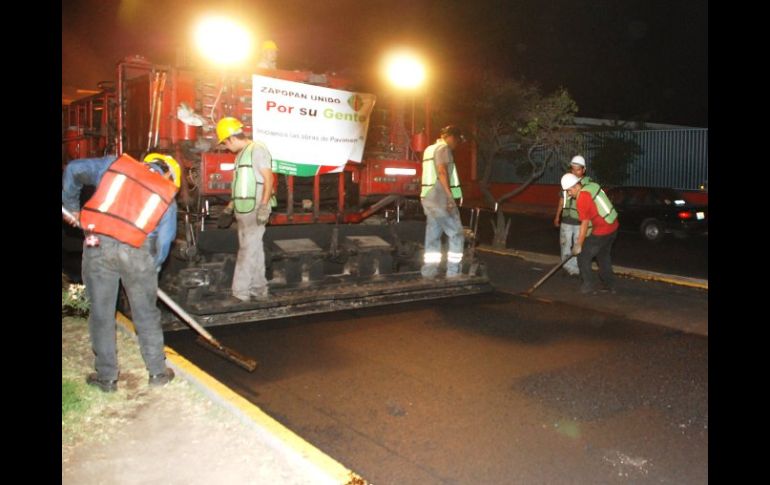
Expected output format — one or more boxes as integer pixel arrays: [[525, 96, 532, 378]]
[[62, 155, 178, 268]]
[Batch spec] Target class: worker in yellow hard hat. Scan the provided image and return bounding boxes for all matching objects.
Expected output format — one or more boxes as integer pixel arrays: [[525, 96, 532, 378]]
[[62, 152, 179, 392], [215, 116, 275, 302], [257, 39, 278, 69], [144, 152, 181, 188]]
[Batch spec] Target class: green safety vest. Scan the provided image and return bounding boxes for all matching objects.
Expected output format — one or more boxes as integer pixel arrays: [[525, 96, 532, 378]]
[[579, 181, 617, 236], [421, 141, 462, 199], [561, 176, 592, 221], [232, 142, 267, 214]]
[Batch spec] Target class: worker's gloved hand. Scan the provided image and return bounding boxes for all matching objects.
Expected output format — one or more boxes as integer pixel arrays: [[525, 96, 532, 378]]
[[217, 206, 234, 229], [446, 199, 457, 213], [256, 204, 271, 225], [571, 244, 582, 256]]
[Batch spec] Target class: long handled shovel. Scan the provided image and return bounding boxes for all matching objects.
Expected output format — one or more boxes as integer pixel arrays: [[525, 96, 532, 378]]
[[62, 206, 257, 372], [156, 289, 257, 372], [520, 255, 575, 297]]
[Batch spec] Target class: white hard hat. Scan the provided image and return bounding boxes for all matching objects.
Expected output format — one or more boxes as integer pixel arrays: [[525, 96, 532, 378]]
[[570, 155, 586, 167], [561, 173, 581, 190]]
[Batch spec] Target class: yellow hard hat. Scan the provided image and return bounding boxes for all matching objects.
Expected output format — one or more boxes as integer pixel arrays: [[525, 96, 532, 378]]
[[261, 40, 278, 51], [216, 117, 244, 144], [144, 153, 181, 188]]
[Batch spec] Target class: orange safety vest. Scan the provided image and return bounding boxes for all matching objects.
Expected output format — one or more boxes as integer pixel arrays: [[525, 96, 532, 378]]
[[80, 154, 178, 247]]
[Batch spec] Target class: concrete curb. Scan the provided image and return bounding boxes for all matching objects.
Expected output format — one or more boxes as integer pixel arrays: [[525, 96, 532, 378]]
[[115, 312, 363, 485], [477, 245, 708, 290]]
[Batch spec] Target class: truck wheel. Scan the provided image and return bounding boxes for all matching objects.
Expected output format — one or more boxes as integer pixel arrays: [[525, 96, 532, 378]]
[[641, 218, 664, 242]]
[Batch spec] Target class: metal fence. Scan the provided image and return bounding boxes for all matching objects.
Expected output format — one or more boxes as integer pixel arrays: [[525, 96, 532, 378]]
[[490, 128, 708, 190]]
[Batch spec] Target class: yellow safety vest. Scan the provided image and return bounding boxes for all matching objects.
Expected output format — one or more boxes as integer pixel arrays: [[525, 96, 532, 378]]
[[581, 181, 617, 224], [232, 142, 268, 213], [421, 141, 462, 199]]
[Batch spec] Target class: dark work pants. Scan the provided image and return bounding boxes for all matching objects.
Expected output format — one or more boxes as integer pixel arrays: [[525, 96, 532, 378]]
[[577, 231, 618, 291], [82, 236, 166, 381]]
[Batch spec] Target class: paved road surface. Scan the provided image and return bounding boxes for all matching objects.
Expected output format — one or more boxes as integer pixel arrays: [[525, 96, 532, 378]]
[[165, 252, 708, 484]]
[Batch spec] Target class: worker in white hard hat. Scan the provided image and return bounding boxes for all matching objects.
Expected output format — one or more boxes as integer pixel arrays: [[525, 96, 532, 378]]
[[553, 155, 592, 278], [215, 117, 275, 302], [560, 171, 620, 295]]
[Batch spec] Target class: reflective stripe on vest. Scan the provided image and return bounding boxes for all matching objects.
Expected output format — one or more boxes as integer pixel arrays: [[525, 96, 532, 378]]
[[421, 141, 462, 199], [232, 142, 266, 214], [80, 154, 178, 247], [561, 190, 579, 220], [97, 174, 127, 213], [561, 176, 591, 220], [580, 181, 618, 225]]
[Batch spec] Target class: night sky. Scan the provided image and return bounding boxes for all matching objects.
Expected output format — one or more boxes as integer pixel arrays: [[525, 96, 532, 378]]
[[62, 0, 707, 126]]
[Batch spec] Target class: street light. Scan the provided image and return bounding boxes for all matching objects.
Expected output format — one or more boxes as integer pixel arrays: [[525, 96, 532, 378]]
[[384, 52, 427, 89], [383, 51, 429, 159], [193, 16, 254, 67], [192, 15, 257, 129]]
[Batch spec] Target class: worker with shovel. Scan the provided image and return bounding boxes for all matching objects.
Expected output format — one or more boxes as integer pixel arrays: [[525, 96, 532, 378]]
[[561, 172, 619, 295], [62, 153, 180, 392]]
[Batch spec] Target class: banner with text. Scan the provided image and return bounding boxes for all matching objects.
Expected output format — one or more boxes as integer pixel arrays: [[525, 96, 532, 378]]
[[251, 75, 376, 176]]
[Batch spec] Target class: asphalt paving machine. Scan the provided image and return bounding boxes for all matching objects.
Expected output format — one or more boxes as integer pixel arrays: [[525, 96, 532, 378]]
[[62, 54, 492, 330]]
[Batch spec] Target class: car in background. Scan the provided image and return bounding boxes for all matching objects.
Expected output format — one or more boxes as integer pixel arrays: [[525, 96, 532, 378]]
[[605, 186, 708, 242]]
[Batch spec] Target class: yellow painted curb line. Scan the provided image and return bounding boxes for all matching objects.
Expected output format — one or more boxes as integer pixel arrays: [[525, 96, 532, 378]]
[[115, 312, 363, 485], [612, 267, 708, 290]]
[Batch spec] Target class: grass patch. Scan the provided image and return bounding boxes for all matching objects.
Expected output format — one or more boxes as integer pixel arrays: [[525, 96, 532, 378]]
[[62, 379, 87, 417], [62, 315, 154, 454]]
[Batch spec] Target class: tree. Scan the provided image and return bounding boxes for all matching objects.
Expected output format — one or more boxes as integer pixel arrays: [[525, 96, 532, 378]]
[[449, 72, 579, 247], [584, 127, 642, 187]]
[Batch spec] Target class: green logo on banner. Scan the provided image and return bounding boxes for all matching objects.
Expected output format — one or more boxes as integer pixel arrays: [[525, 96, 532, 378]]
[[273, 160, 320, 177], [347, 94, 364, 112]]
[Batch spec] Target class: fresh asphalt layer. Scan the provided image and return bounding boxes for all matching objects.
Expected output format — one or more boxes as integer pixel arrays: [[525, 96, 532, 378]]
[[157, 247, 707, 483]]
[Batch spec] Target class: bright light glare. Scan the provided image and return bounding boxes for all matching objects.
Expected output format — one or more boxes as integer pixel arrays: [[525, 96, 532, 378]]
[[385, 52, 426, 89], [194, 17, 253, 66], [384, 167, 417, 176]]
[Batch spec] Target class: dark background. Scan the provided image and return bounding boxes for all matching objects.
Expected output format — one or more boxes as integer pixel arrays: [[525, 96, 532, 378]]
[[62, 0, 707, 126]]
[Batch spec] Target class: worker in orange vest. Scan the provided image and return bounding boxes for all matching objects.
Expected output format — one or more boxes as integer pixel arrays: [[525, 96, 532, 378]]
[[62, 153, 179, 392]]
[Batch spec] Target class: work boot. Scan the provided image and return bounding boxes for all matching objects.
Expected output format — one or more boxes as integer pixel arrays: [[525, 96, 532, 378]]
[[86, 373, 118, 393], [148, 368, 175, 388], [579, 284, 596, 295], [249, 287, 269, 300], [227, 294, 250, 304], [421, 265, 438, 279]]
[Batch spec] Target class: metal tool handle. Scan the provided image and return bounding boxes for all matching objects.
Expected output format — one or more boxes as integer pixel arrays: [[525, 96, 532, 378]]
[[524, 256, 574, 295], [156, 289, 219, 342], [62, 205, 257, 371], [62, 206, 79, 226]]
